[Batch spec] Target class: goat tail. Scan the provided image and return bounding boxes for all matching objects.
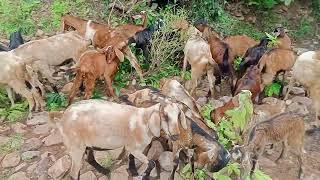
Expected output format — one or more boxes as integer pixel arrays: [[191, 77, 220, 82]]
[[221, 48, 230, 74], [48, 111, 64, 124]]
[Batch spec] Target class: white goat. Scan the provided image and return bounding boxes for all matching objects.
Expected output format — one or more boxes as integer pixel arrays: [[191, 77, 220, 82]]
[[11, 31, 91, 84], [285, 50, 320, 124], [0, 52, 44, 111], [183, 27, 217, 97], [49, 99, 186, 179]]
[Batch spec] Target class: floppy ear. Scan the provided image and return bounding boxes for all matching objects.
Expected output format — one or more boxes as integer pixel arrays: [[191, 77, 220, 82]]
[[148, 111, 161, 137], [115, 48, 125, 62], [179, 109, 188, 130]]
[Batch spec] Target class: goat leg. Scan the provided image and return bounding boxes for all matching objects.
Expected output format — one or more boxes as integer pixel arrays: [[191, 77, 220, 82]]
[[68, 73, 83, 106], [83, 74, 96, 100], [128, 154, 139, 176], [142, 160, 156, 180], [276, 141, 288, 163], [86, 148, 111, 175]]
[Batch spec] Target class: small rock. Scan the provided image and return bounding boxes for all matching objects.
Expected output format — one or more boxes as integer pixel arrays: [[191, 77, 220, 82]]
[[43, 129, 62, 146], [283, 86, 305, 96], [36, 29, 45, 37], [158, 151, 173, 172], [285, 100, 292, 105], [26, 162, 38, 175], [22, 138, 42, 151], [184, 80, 192, 91], [196, 97, 208, 106], [291, 96, 313, 108], [110, 165, 129, 180], [27, 112, 49, 126], [98, 176, 109, 180], [34, 157, 50, 176], [0, 135, 9, 145], [247, 16, 257, 24], [33, 124, 51, 135], [259, 157, 276, 167], [14, 162, 27, 173], [61, 82, 74, 94], [80, 171, 97, 180], [21, 151, 40, 161], [0, 125, 10, 133], [48, 155, 71, 179], [2, 152, 20, 168], [160, 171, 181, 180], [287, 102, 308, 115], [8, 171, 30, 180], [38, 174, 50, 180], [11, 122, 27, 133], [219, 96, 232, 103], [147, 140, 164, 160]]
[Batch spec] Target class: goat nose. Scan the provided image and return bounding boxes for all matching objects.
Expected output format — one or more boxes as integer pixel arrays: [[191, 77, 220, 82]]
[[170, 134, 179, 141]]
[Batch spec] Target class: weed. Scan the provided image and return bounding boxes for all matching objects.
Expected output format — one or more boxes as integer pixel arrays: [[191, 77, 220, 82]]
[[46, 92, 67, 111], [0, 169, 13, 180], [0, 102, 28, 123], [234, 57, 243, 71], [100, 155, 114, 171], [293, 17, 315, 39], [91, 88, 104, 99], [0, 134, 23, 155], [312, 0, 320, 20], [181, 164, 208, 180], [265, 32, 278, 48], [263, 80, 282, 97]]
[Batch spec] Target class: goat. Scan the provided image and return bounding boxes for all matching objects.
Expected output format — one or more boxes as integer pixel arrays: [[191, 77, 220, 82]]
[[194, 21, 236, 92], [234, 65, 261, 103], [49, 99, 185, 180], [68, 48, 123, 105], [11, 31, 91, 87], [258, 49, 296, 90], [118, 87, 230, 179], [224, 35, 258, 58], [239, 36, 270, 76], [273, 27, 291, 50], [285, 51, 320, 125], [245, 112, 305, 179], [0, 52, 45, 112], [183, 26, 217, 97]]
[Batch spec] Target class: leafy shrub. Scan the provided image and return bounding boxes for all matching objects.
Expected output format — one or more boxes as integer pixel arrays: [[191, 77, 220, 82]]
[[312, 0, 320, 20], [246, 0, 294, 9], [265, 32, 278, 48], [191, 0, 222, 21], [46, 92, 67, 111], [181, 164, 207, 180], [0, 102, 28, 123], [234, 57, 243, 71], [263, 80, 282, 97]]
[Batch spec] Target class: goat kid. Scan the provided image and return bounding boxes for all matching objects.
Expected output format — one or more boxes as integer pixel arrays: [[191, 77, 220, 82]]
[[49, 99, 185, 180], [273, 27, 291, 50]]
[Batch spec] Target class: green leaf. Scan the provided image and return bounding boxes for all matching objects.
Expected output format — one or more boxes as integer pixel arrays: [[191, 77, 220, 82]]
[[253, 170, 272, 180]]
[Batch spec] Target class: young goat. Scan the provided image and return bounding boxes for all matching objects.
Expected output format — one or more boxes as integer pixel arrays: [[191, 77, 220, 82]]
[[273, 27, 291, 50], [224, 35, 258, 58], [246, 112, 305, 179], [49, 99, 184, 180], [183, 26, 217, 97], [234, 65, 261, 103], [239, 36, 270, 76], [285, 50, 320, 125]]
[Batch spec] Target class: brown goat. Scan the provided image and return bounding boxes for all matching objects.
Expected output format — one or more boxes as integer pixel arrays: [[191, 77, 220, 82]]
[[210, 96, 239, 124], [258, 49, 296, 90], [224, 35, 258, 57], [234, 65, 261, 103], [68, 48, 123, 105], [273, 27, 291, 50], [246, 112, 305, 179]]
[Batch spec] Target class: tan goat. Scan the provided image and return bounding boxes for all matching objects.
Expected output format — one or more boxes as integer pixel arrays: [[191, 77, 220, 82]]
[[49, 99, 185, 179], [11, 31, 91, 85], [285, 50, 320, 125], [183, 26, 217, 97]]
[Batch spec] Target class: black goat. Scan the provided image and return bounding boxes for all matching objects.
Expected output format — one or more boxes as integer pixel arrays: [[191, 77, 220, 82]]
[[129, 19, 164, 63], [238, 36, 270, 77]]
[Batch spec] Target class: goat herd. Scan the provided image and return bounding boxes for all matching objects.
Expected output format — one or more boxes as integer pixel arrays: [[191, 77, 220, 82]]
[[0, 11, 319, 180]]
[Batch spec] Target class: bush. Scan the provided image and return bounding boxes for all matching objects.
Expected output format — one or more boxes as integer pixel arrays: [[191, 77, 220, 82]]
[[46, 92, 67, 111], [245, 0, 294, 9]]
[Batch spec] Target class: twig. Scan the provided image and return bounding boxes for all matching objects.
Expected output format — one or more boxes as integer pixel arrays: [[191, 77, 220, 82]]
[[107, 0, 117, 25]]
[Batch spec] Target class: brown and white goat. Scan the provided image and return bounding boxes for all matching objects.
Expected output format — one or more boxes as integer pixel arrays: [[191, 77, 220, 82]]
[[245, 112, 305, 179], [258, 49, 296, 90], [11, 31, 91, 85], [234, 65, 261, 103], [285, 51, 320, 124], [49, 99, 185, 179], [224, 35, 258, 58], [183, 26, 217, 97]]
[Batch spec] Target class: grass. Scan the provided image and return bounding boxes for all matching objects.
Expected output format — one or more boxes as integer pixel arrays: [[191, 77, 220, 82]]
[[100, 155, 114, 171], [0, 134, 23, 155]]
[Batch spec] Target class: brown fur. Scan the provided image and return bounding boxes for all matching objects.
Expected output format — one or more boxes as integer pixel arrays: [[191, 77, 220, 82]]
[[247, 112, 305, 178], [210, 96, 239, 124], [234, 65, 261, 103], [224, 35, 258, 57]]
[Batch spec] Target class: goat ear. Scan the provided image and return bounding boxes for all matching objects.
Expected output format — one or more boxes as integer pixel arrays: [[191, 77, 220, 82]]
[[115, 48, 124, 62], [179, 109, 188, 130], [149, 111, 161, 137]]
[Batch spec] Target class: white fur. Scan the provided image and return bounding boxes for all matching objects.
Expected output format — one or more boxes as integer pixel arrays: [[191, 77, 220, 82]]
[[85, 20, 96, 41]]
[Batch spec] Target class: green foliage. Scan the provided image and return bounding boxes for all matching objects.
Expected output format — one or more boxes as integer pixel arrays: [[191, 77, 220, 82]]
[[312, 0, 320, 20], [265, 32, 278, 48], [181, 164, 208, 180], [294, 17, 315, 39], [51, 0, 70, 28], [0, 0, 40, 36], [46, 92, 67, 111], [213, 162, 241, 180], [263, 80, 282, 97], [0, 102, 28, 123], [252, 170, 273, 180], [0, 134, 23, 155], [234, 57, 243, 71], [100, 155, 114, 170], [246, 0, 294, 9], [191, 0, 222, 21], [91, 88, 104, 99]]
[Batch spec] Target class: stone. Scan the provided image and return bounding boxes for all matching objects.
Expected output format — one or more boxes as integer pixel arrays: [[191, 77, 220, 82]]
[[48, 155, 71, 179], [0, 125, 10, 133], [283, 86, 305, 96], [160, 171, 181, 180], [219, 96, 232, 104], [36, 29, 45, 37], [26, 112, 49, 125], [147, 140, 164, 160], [0, 135, 9, 145], [98, 176, 109, 180], [291, 96, 313, 108], [287, 102, 309, 115], [38, 174, 50, 180], [8, 172, 30, 180], [259, 157, 276, 167], [34, 157, 50, 176], [26, 162, 37, 175], [21, 151, 40, 161], [80, 171, 97, 180], [158, 151, 173, 172], [14, 162, 27, 173], [2, 152, 20, 168], [22, 138, 42, 151], [196, 97, 208, 107], [32, 124, 51, 135], [61, 82, 74, 94], [43, 129, 63, 146], [184, 80, 192, 91], [110, 165, 129, 180], [11, 122, 27, 133]]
